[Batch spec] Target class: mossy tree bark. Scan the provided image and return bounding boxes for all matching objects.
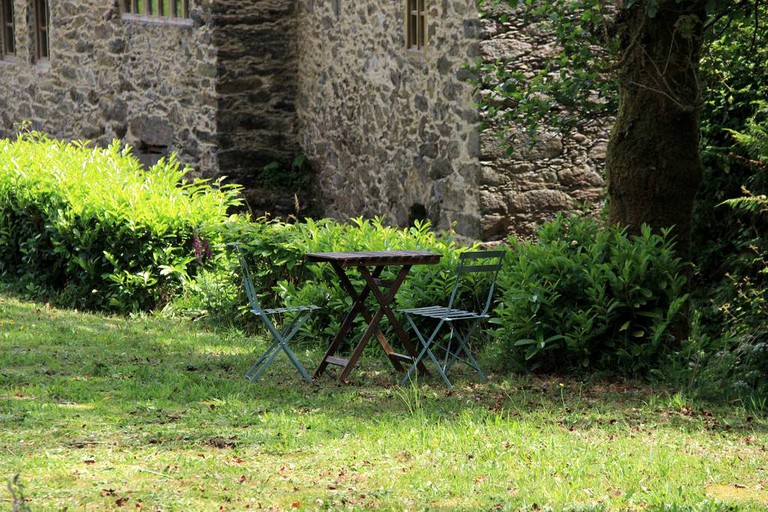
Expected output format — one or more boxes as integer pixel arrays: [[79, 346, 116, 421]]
[[606, 1, 707, 258]]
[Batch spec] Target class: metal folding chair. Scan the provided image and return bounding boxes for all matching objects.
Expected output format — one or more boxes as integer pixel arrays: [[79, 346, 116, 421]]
[[236, 246, 318, 383], [399, 250, 505, 388]]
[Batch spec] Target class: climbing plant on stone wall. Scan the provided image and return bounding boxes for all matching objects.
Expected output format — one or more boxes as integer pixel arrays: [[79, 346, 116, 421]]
[[476, 0, 765, 260]]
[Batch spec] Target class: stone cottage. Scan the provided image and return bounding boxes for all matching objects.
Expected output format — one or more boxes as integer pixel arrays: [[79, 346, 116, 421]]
[[0, 0, 607, 241]]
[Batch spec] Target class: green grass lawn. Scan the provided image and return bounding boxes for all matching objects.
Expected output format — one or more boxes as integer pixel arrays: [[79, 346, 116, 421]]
[[1, 292, 767, 511]]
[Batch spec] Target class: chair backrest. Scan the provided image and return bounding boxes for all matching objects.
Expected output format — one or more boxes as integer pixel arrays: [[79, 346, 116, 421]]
[[234, 245, 266, 316], [446, 250, 506, 315]]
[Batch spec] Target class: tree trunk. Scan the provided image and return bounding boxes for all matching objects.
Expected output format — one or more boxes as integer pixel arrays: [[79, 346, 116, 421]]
[[606, 1, 707, 258]]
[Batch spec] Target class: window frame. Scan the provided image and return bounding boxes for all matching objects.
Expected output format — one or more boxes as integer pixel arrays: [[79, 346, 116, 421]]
[[121, 0, 192, 25], [33, 0, 48, 62], [406, 0, 426, 51], [1, 0, 15, 58]]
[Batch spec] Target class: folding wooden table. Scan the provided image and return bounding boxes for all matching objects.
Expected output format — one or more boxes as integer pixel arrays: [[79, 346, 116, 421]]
[[306, 250, 441, 382]]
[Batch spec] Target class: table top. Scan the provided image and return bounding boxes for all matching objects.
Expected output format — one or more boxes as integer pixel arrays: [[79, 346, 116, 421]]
[[306, 250, 441, 268]]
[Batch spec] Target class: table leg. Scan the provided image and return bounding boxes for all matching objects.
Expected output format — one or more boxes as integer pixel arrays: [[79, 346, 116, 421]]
[[338, 266, 408, 382], [314, 263, 388, 379], [338, 300, 390, 382], [314, 262, 429, 382], [359, 266, 430, 376]]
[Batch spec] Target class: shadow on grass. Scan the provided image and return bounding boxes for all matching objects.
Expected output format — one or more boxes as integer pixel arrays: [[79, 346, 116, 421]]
[[2, 291, 766, 439]]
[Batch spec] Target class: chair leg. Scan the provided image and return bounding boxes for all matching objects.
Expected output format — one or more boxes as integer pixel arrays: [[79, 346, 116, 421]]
[[444, 324, 487, 381], [399, 316, 430, 386], [280, 342, 313, 383], [244, 339, 284, 381], [400, 316, 454, 388], [280, 312, 314, 383], [245, 312, 313, 384]]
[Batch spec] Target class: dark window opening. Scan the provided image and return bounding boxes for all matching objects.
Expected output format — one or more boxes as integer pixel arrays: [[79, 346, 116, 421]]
[[409, 203, 428, 227], [406, 0, 426, 50], [1, 0, 15, 57], [34, 0, 48, 61], [136, 142, 168, 168]]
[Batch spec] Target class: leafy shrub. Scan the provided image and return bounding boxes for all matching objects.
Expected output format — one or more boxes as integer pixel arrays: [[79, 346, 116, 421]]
[[675, 102, 768, 406], [692, 5, 767, 321], [0, 133, 242, 311], [203, 216, 477, 347], [181, 215, 692, 374], [491, 216, 689, 375]]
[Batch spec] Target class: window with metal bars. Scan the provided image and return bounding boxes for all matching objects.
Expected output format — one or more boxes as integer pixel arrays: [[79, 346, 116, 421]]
[[122, 0, 190, 18], [0, 0, 15, 58], [33, 0, 48, 61], [406, 0, 426, 50]]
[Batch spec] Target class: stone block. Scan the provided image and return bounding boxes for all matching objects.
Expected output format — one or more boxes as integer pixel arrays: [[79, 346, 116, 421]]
[[558, 165, 604, 189], [480, 38, 532, 60], [480, 214, 509, 240], [478, 165, 508, 187], [480, 189, 508, 215], [430, 158, 453, 180], [130, 116, 173, 147]]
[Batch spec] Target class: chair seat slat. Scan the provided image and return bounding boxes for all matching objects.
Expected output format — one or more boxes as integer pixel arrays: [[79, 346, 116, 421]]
[[403, 306, 488, 321], [459, 250, 506, 260], [264, 304, 320, 315]]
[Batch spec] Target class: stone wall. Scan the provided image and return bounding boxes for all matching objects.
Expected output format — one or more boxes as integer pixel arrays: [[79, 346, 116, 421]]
[[0, 0, 610, 241], [476, 5, 609, 240], [212, 0, 301, 180], [292, 0, 608, 240], [295, 0, 483, 238], [0, 0, 220, 172]]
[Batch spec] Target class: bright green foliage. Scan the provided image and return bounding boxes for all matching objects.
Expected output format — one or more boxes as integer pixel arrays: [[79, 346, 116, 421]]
[[695, 2, 768, 279], [205, 216, 476, 345], [491, 216, 688, 375], [0, 136, 692, 374], [0, 133, 243, 311], [178, 215, 691, 375], [724, 102, 768, 182], [211, 215, 690, 376]]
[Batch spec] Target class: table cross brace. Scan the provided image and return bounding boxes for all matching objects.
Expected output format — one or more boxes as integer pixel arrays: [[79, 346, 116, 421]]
[[314, 263, 427, 382]]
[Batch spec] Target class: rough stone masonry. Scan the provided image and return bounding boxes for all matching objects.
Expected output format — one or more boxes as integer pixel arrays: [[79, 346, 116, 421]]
[[0, 0, 608, 241]]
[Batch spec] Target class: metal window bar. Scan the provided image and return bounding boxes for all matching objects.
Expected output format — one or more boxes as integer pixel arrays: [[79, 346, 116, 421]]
[[124, 0, 188, 17], [417, 0, 425, 48], [408, 8, 416, 48]]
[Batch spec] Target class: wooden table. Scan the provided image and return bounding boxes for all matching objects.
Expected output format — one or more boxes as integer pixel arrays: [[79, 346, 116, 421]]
[[306, 250, 442, 382]]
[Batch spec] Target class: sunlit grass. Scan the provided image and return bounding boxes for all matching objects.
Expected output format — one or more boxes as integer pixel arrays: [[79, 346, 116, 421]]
[[1, 292, 767, 511]]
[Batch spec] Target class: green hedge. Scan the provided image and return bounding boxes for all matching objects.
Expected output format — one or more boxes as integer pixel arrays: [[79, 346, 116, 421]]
[[2, 135, 690, 376], [198, 216, 688, 376], [491, 216, 689, 375], [189, 216, 480, 345], [0, 133, 242, 311]]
